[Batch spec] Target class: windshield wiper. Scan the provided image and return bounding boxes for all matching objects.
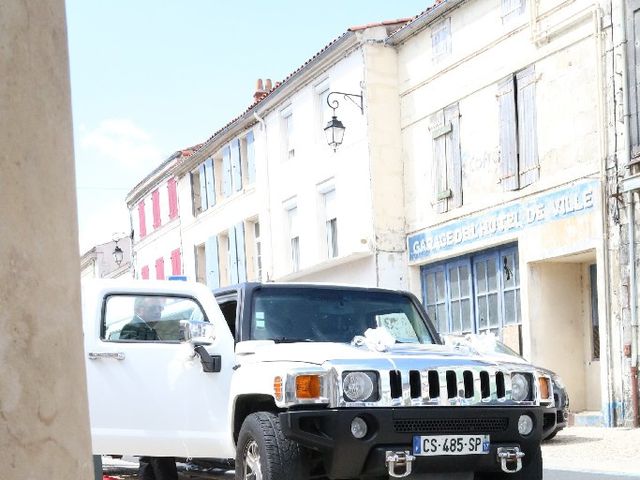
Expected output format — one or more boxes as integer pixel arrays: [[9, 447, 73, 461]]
[[271, 337, 314, 343]]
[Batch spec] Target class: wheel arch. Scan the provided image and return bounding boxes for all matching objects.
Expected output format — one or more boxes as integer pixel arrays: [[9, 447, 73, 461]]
[[233, 394, 280, 444]]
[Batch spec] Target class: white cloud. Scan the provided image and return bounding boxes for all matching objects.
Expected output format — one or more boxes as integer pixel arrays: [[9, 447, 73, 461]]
[[79, 118, 162, 168]]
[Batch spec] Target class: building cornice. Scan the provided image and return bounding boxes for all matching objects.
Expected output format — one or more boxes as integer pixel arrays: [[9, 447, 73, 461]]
[[386, 0, 467, 46]]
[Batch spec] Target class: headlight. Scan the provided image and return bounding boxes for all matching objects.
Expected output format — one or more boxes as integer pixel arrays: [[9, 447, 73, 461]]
[[511, 373, 531, 402], [342, 371, 379, 402]]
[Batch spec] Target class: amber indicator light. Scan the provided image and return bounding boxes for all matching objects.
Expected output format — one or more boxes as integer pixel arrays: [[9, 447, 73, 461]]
[[538, 377, 550, 399], [296, 375, 321, 399], [274, 376, 283, 401]]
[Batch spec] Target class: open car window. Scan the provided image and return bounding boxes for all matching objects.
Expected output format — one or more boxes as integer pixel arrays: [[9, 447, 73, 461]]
[[102, 294, 207, 342]]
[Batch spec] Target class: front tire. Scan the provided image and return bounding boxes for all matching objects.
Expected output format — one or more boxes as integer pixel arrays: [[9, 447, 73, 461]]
[[235, 412, 309, 480]]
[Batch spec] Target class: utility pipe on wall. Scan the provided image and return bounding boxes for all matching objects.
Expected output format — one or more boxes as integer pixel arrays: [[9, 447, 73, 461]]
[[619, 0, 640, 428]]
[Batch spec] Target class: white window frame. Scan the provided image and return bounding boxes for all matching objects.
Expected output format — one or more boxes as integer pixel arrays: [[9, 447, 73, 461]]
[[281, 105, 295, 160], [431, 18, 451, 61], [283, 198, 299, 272]]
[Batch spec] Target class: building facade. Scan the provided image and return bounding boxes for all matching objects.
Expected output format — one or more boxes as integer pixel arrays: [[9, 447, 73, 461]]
[[124, 0, 640, 427], [80, 239, 132, 280]]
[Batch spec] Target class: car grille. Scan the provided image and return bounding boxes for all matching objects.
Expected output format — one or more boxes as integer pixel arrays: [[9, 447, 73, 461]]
[[387, 367, 526, 405], [394, 417, 509, 434]]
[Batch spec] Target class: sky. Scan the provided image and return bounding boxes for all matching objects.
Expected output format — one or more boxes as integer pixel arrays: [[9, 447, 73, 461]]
[[66, 0, 432, 253]]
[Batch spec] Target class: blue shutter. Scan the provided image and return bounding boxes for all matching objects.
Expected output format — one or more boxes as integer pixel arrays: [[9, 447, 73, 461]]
[[222, 146, 232, 197], [235, 222, 247, 283], [498, 75, 519, 191], [228, 226, 239, 284], [231, 139, 242, 192], [246, 131, 256, 184], [444, 103, 462, 209], [198, 164, 208, 212], [516, 66, 539, 188], [205, 236, 219, 288], [204, 157, 216, 208]]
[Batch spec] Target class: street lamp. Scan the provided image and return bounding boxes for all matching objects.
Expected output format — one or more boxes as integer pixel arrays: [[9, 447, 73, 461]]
[[324, 91, 364, 151], [112, 231, 128, 267], [113, 242, 124, 267]]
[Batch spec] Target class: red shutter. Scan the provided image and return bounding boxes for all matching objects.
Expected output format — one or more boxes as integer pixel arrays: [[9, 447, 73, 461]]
[[141, 265, 149, 280], [152, 189, 161, 229], [138, 201, 147, 238], [167, 178, 178, 220], [171, 248, 182, 275], [155, 257, 165, 280]]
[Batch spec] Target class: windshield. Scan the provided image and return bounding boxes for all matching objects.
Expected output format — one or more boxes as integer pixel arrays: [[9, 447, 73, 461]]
[[250, 287, 434, 344]]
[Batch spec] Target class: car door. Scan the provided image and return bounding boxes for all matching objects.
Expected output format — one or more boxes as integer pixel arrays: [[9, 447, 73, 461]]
[[83, 283, 235, 459]]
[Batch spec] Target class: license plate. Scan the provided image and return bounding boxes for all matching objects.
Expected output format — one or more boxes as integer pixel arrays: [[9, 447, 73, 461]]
[[413, 435, 490, 456]]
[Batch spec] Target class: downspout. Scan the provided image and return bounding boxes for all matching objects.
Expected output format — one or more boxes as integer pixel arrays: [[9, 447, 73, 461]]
[[618, 0, 639, 428], [253, 111, 273, 281]]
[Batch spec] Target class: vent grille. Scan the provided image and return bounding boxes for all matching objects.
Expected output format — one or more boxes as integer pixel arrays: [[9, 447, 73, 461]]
[[394, 417, 509, 434]]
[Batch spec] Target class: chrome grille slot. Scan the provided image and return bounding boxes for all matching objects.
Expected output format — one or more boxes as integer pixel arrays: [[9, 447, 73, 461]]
[[496, 371, 506, 399], [428, 370, 439, 399], [463, 370, 474, 399], [480, 371, 490, 398], [446, 370, 457, 398], [390, 370, 402, 399], [409, 370, 421, 398]]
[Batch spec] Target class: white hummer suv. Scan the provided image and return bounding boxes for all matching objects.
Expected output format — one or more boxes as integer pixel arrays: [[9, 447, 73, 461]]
[[83, 280, 552, 480]]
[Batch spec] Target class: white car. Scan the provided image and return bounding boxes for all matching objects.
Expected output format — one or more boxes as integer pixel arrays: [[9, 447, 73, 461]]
[[83, 280, 553, 480]]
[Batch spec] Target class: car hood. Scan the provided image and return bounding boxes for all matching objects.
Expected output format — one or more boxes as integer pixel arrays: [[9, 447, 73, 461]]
[[235, 340, 534, 371]]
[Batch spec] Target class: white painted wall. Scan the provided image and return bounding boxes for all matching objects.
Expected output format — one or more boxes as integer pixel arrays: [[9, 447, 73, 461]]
[[399, 0, 602, 238]]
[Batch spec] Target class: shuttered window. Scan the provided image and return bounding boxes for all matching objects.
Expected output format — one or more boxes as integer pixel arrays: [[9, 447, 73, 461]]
[[205, 236, 220, 288], [222, 146, 232, 197], [246, 131, 256, 184], [152, 189, 161, 229], [498, 65, 539, 191], [167, 178, 178, 220], [155, 257, 165, 280], [198, 164, 207, 212], [138, 201, 147, 238], [170, 248, 181, 275], [230, 139, 243, 193], [429, 102, 462, 213], [140, 265, 149, 280], [204, 157, 216, 208], [324, 189, 338, 258]]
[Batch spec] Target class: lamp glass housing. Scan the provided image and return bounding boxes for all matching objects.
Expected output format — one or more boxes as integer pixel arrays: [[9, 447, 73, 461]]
[[324, 116, 346, 150], [113, 245, 124, 266]]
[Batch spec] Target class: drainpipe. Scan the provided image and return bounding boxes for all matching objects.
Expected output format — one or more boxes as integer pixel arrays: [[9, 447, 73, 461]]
[[253, 111, 273, 281], [628, 191, 639, 428], [619, 0, 640, 428]]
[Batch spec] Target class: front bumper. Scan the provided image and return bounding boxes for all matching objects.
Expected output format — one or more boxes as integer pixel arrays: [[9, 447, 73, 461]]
[[280, 406, 543, 479]]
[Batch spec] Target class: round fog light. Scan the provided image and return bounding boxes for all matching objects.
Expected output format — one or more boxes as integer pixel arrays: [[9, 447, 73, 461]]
[[351, 416, 368, 439], [518, 414, 534, 436]]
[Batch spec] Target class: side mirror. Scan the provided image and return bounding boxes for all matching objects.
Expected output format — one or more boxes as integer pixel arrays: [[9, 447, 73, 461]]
[[180, 320, 216, 345]]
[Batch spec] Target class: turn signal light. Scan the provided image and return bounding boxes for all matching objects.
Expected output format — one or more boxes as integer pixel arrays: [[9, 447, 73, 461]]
[[274, 376, 283, 401], [296, 375, 321, 399], [538, 377, 551, 400]]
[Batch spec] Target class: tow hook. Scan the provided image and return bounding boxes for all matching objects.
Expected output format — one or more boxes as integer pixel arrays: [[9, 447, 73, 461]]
[[497, 446, 525, 473], [385, 450, 415, 478]]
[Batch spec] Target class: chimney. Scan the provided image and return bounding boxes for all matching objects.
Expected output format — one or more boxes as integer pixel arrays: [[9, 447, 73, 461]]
[[253, 79, 265, 103], [265, 78, 273, 91]]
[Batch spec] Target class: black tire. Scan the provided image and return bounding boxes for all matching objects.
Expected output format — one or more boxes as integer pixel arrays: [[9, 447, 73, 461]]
[[475, 446, 542, 480], [235, 411, 309, 480], [543, 430, 558, 441]]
